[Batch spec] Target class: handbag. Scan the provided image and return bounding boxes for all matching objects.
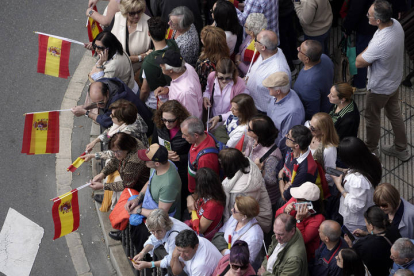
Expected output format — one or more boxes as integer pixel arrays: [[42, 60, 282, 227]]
[[333, 36, 352, 84], [346, 35, 357, 76], [109, 188, 139, 230]]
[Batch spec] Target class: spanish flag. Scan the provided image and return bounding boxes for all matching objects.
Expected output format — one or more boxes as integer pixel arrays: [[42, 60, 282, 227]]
[[190, 210, 200, 234], [37, 34, 71, 79], [243, 39, 260, 63], [21, 111, 59, 155], [165, 27, 174, 40], [52, 189, 80, 240], [87, 6, 103, 56], [67, 152, 87, 172]]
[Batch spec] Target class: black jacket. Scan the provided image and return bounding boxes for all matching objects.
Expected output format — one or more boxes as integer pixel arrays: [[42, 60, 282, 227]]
[[343, 0, 377, 36], [330, 101, 360, 141]]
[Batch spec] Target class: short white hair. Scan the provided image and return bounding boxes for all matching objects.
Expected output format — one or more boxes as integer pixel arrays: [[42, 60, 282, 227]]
[[272, 83, 290, 94], [164, 60, 186, 73]]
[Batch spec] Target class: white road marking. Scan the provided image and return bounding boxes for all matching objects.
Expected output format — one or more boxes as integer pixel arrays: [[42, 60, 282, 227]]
[[0, 208, 44, 276]]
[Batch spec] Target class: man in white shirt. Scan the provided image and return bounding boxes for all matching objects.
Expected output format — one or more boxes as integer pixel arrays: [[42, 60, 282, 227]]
[[170, 229, 222, 276], [356, 0, 409, 161], [257, 213, 308, 276], [245, 30, 291, 114]]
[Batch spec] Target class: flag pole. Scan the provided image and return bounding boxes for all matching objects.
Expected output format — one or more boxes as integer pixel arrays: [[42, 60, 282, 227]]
[[50, 182, 91, 202], [24, 109, 72, 115], [34, 31, 85, 46], [246, 48, 257, 76]]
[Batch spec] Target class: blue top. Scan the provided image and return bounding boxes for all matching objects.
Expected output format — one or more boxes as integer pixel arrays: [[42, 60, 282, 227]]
[[267, 89, 305, 146], [294, 54, 334, 120]]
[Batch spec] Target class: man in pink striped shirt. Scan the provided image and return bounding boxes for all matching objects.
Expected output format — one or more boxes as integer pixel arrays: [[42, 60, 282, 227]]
[[154, 50, 203, 119]]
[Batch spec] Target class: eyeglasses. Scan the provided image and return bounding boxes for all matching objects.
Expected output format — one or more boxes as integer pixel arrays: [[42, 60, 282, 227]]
[[309, 124, 317, 132], [285, 134, 296, 143], [366, 12, 375, 19], [113, 149, 124, 155], [231, 204, 240, 214], [128, 9, 143, 16], [297, 47, 309, 58], [92, 43, 106, 51], [254, 37, 263, 45], [149, 229, 164, 235], [162, 118, 177, 123], [217, 77, 232, 82], [230, 264, 249, 270], [92, 100, 106, 106]]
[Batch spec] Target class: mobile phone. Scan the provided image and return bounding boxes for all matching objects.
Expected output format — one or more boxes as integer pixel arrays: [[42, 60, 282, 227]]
[[293, 202, 312, 210], [326, 167, 344, 177], [341, 225, 355, 242]]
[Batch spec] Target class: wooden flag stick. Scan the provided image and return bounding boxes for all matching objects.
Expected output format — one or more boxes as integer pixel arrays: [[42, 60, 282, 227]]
[[24, 109, 72, 115], [34, 31, 85, 46]]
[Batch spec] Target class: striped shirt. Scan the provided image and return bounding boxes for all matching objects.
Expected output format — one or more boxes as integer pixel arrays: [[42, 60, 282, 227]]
[[329, 100, 355, 124]]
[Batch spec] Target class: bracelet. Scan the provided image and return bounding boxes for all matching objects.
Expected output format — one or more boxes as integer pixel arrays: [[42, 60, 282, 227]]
[[151, 261, 155, 268], [85, 110, 90, 117], [96, 65, 104, 69], [95, 152, 101, 160], [278, 177, 283, 182], [341, 189, 347, 196], [218, 115, 223, 122]]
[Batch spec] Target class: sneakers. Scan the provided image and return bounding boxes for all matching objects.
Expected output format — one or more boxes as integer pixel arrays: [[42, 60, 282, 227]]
[[381, 144, 411, 162], [354, 87, 367, 95]]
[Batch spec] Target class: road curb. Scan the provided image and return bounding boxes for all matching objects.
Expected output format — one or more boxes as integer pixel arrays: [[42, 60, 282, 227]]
[[90, 122, 135, 276], [55, 51, 95, 275]]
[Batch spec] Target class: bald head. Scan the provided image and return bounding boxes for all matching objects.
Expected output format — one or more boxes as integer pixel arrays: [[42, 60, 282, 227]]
[[257, 30, 278, 51], [88, 82, 109, 107], [320, 220, 342, 243]]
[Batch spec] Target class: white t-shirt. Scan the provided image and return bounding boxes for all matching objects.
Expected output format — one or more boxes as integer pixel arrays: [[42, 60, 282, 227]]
[[141, 69, 157, 109], [362, 19, 404, 95], [266, 242, 287, 272], [180, 237, 222, 276]]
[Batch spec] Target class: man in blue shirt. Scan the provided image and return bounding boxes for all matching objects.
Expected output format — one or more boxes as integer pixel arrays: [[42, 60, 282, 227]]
[[389, 238, 414, 275], [294, 40, 334, 120], [263, 72, 305, 147]]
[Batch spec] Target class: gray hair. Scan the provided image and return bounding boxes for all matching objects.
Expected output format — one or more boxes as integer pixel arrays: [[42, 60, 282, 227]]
[[245, 13, 267, 37], [273, 84, 290, 94], [169, 6, 194, 29], [394, 269, 414, 276], [259, 30, 278, 51], [146, 209, 173, 232], [304, 40, 322, 62], [373, 0, 392, 23], [181, 116, 204, 135], [164, 60, 186, 73], [392, 238, 414, 259]]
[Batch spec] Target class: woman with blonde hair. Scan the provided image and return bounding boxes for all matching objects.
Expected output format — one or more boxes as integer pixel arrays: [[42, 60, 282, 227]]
[[196, 26, 230, 91], [108, 0, 152, 75], [328, 82, 360, 141], [307, 112, 339, 186]]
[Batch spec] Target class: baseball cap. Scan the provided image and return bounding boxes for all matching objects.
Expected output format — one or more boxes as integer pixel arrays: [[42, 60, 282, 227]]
[[155, 49, 183, 67], [137, 144, 168, 163], [290, 182, 320, 201]]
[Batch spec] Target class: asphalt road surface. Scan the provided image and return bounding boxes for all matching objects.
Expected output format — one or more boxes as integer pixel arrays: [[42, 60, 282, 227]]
[[0, 1, 115, 275]]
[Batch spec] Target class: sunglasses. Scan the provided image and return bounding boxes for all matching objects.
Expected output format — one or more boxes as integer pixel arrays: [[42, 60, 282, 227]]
[[129, 9, 143, 16], [217, 77, 232, 82], [92, 43, 106, 51], [230, 264, 249, 270], [285, 134, 296, 143], [309, 124, 317, 132], [162, 118, 177, 123], [379, 203, 389, 208]]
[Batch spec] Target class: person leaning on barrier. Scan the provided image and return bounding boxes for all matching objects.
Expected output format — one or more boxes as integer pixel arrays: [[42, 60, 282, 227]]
[[170, 229, 222, 276], [131, 209, 190, 271]]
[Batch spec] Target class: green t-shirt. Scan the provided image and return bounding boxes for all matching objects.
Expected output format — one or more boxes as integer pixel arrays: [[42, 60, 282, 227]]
[[149, 163, 182, 219], [139, 39, 180, 91]]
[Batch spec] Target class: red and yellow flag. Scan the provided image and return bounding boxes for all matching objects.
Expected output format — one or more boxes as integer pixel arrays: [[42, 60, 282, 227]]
[[67, 152, 87, 172], [243, 39, 260, 63], [21, 111, 59, 155], [52, 189, 80, 240], [37, 35, 71, 78], [190, 210, 200, 234], [165, 27, 174, 40], [87, 6, 103, 56]]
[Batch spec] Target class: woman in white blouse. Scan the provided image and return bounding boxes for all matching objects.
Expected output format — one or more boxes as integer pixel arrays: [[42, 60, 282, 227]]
[[328, 137, 382, 233], [306, 112, 339, 187], [217, 195, 264, 265]]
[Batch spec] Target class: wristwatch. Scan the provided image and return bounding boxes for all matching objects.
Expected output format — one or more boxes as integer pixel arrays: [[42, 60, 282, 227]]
[[88, 9, 95, 17], [278, 177, 283, 182], [136, 207, 142, 214], [85, 110, 90, 117], [297, 219, 302, 223]]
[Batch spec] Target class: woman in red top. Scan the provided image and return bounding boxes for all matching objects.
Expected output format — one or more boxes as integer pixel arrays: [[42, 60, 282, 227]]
[[188, 167, 226, 240], [275, 182, 325, 260]]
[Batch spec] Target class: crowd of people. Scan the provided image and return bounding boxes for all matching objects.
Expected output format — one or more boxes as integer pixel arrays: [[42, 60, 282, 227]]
[[70, 0, 414, 275]]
